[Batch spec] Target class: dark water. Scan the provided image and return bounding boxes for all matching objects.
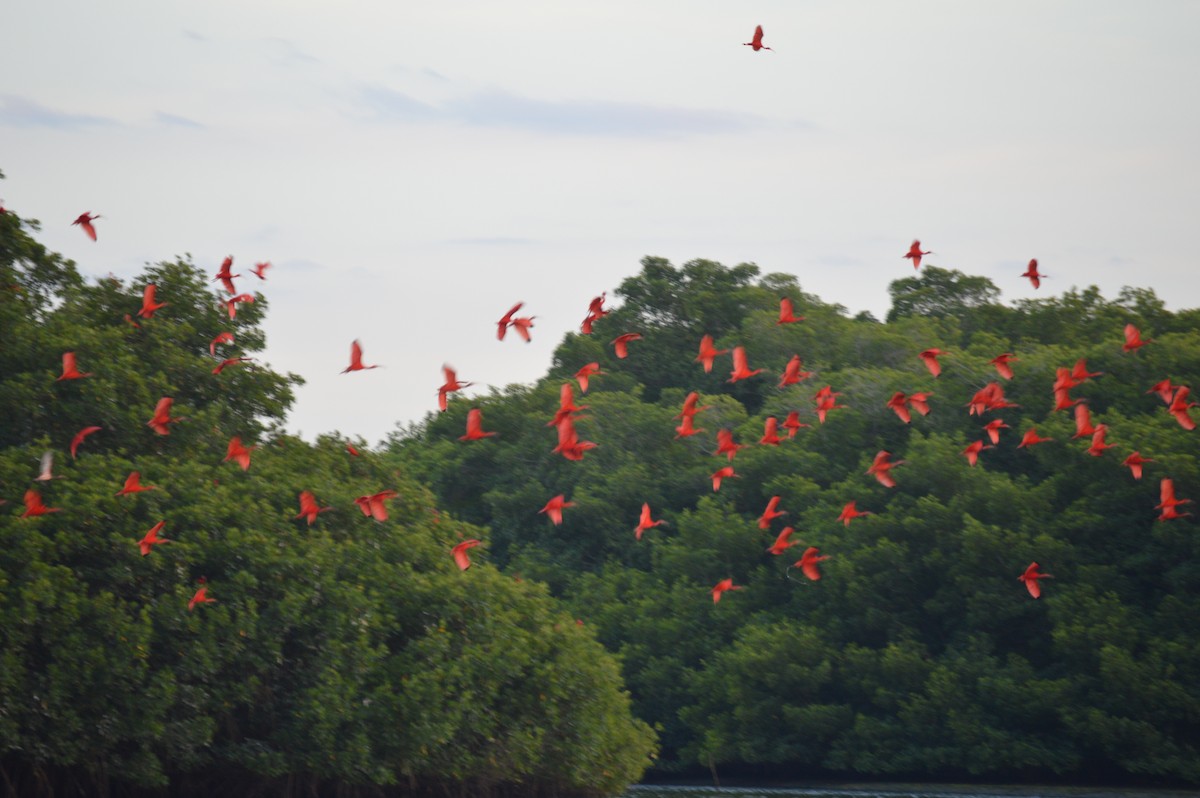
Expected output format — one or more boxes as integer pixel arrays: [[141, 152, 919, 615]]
[[627, 786, 1200, 798]]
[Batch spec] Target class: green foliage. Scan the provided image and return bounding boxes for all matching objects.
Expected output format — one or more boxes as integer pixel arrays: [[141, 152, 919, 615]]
[[0, 215, 655, 796], [395, 255, 1200, 784]]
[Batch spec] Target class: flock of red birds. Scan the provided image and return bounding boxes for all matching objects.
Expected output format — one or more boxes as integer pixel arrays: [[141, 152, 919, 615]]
[[6, 29, 1195, 610]]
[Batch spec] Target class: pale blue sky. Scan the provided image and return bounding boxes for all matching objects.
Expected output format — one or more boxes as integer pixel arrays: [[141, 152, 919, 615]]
[[3, 1, 1198, 443]]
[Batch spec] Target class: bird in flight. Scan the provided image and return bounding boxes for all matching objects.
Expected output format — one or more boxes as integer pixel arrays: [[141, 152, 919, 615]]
[[1018, 562, 1053, 598], [342, 340, 379, 374], [777, 297, 803, 324], [539, 495, 574, 525], [56, 352, 92, 381], [1123, 324, 1152, 353], [794, 547, 829, 581], [73, 212, 101, 241], [452, 539, 482, 571], [611, 333, 642, 359], [904, 240, 931, 270], [497, 302, 523, 340], [138, 284, 167, 318], [295, 491, 333, 525], [766, 527, 801, 555], [116, 471, 156, 496], [438, 366, 472, 411], [214, 256, 240, 294], [70, 426, 102, 459], [743, 24, 772, 51], [711, 466, 737, 491], [147, 397, 181, 435], [919, 349, 946, 378], [188, 579, 217, 611], [224, 436, 255, 470], [867, 450, 903, 488], [711, 578, 743, 603], [695, 335, 728, 374], [138, 521, 171, 556], [758, 496, 786, 529], [634, 503, 667, 540], [355, 490, 398, 522], [1021, 259, 1044, 289], [459, 408, 497, 441], [728, 346, 763, 383]]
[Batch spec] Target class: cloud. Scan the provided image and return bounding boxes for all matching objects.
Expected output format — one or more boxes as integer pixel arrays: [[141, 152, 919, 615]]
[[263, 37, 320, 66], [155, 111, 205, 129], [0, 95, 117, 129], [354, 85, 438, 122]]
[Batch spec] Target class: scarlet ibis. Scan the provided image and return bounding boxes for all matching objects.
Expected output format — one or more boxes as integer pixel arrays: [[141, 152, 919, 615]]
[[438, 366, 472, 411], [838, 501, 872, 527], [539, 495, 574, 525], [634, 503, 667, 540], [56, 352, 92, 381], [867, 451, 903, 488], [1071, 359, 1102, 382], [70, 426, 101, 458], [1086, 426, 1115, 457], [728, 346, 763, 382], [759, 417, 782, 446], [497, 302, 523, 340], [20, 489, 60, 518], [782, 411, 808, 438], [137, 284, 167, 318], [459, 408, 496, 441], [214, 256, 239, 294], [611, 333, 642, 359], [212, 357, 252, 375], [1017, 428, 1053, 448], [224, 437, 255, 470], [138, 521, 171, 556], [886, 392, 912, 424], [581, 293, 609, 333], [1020, 259, 1043, 289], [675, 392, 710, 420], [743, 24, 772, 51], [548, 383, 588, 427], [715, 428, 747, 461], [1157, 479, 1193, 521], [355, 490, 398, 522], [510, 316, 535, 342], [1168, 387, 1197, 430], [990, 353, 1017, 380], [73, 212, 100, 241], [452, 539, 481, 571], [1148, 379, 1177, 405], [777, 297, 803, 324], [35, 451, 63, 482], [758, 496, 786, 529], [766, 526, 801, 555], [188, 580, 216, 611], [251, 262, 271, 279], [575, 362, 602, 393], [919, 348, 945, 377], [342, 340, 378, 373], [295, 491, 332, 525], [983, 419, 1009, 445], [1018, 562, 1053, 598], [209, 332, 234, 357], [224, 293, 255, 319], [116, 472, 156, 496], [347, 444, 361, 457], [147, 397, 180, 435], [1072, 405, 1096, 439], [695, 335, 728, 373], [674, 414, 705, 439], [1122, 452, 1153, 479], [1123, 324, 1152, 353], [794, 547, 828, 581], [961, 439, 991, 467], [778, 355, 812, 388], [903, 240, 931, 270], [711, 578, 743, 603], [711, 466, 737, 491], [909, 392, 933, 416]]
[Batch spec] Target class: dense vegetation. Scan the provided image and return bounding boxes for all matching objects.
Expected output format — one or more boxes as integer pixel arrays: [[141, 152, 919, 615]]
[[0, 202, 656, 796], [392, 256, 1200, 785]]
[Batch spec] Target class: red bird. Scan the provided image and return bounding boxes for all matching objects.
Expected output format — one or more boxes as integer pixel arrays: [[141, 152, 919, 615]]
[[224, 293, 255, 319], [886, 392, 912, 424], [575, 362, 603, 393], [867, 451, 903, 488], [295, 491, 332, 525], [21, 489, 61, 518], [968, 382, 1017, 416], [452, 539, 482, 571], [711, 466, 737, 491], [438, 365, 473, 411], [728, 346, 763, 382], [1086, 425, 1115, 457], [983, 419, 1009, 445], [1168, 387, 1198, 431], [510, 316, 535, 343], [1122, 452, 1153, 480], [1157, 479, 1193, 521], [1052, 387, 1080, 413], [815, 393, 845, 424], [342, 340, 378, 373], [70, 426, 102, 458], [580, 293, 609, 334], [1017, 428, 1054, 448], [137, 284, 167, 318], [497, 302, 523, 340], [711, 578, 743, 603], [758, 496, 786, 529], [188, 580, 216, 611], [961, 439, 992, 467], [116, 471, 156, 496], [695, 335, 728, 374], [224, 436, 255, 470], [147, 397, 180, 435], [777, 296, 803, 324], [209, 332, 234, 357], [1123, 323, 1152, 353], [782, 411, 809, 438], [138, 521, 171, 556], [778, 355, 812, 388], [759, 417, 782, 446], [56, 352, 92, 381], [990, 353, 1017, 380], [794, 547, 829, 581], [909, 391, 933, 417], [347, 444, 361, 457], [766, 526, 801, 555], [250, 262, 271, 280], [611, 333, 642, 359], [1072, 404, 1096, 439], [1020, 259, 1044, 289], [212, 357, 253, 375], [539, 495, 575, 525], [553, 415, 596, 460], [548, 383, 589, 428], [919, 348, 945, 378], [123, 314, 141, 329], [1071, 359, 1102, 382], [675, 391, 710, 420], [460, 408, 497, 441], [213, 256, 240, 294], [715, 428, 747, 461], [743, 24, 772, 51], [904, 240, 931, 270], [72, 212, 101, 241], [838, 501, 872, 527], [355, 490, 398, 522], [1147, 379, 1177, 405], [674, 414, 705, 439], [634, 503, 667, 540], [1018, 562, 1053, 599]]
